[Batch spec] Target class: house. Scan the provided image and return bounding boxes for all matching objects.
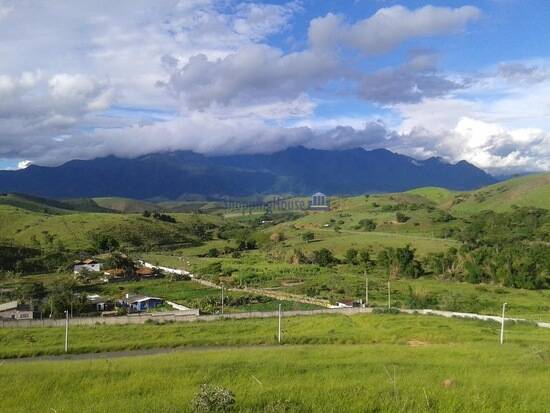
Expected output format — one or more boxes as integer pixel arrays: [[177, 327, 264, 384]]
[[309, 192, 330, 211], [120, 294, 164, 313], [87, 294, 114, 312], [0, 301, 33, 320], [334, 300, 361, 309], [74, 259, 102, 274]]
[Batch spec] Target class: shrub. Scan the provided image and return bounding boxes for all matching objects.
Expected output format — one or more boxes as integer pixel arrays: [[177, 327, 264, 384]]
[[191, 384, 235, 413], [395, 212, 410, 223], [356, 218, 377, 231], [207, 248, 220, 258], [301, 232, 314, 243]]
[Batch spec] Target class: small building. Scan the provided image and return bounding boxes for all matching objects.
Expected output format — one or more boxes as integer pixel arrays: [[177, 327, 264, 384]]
[[87, 294, 114, 312], [74, 259, 102, 274], [309, 192, 330, 211], [334, 300, 361, 309], [0, 301, 33, 320], [120, 294, 164, 313]]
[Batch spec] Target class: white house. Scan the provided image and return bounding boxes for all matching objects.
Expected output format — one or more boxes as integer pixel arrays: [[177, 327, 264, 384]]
[[0, 301, 33, 320], [74, 259, 102, 274]]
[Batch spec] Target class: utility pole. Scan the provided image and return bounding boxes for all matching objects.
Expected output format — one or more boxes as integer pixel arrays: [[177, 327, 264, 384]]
[[387, 280, 391, 309], [64, 310, 69, 353], [365, 270, 369, 307], [278, 304, 282, 344], [221, 283, 224, 315], [500, 302, 507, 345]]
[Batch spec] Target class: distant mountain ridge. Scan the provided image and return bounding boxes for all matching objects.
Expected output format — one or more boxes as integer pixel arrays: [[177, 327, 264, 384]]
[[0, 146, 496, 199]]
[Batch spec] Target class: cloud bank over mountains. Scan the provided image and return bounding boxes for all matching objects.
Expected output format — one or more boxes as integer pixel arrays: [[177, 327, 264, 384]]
[[0, 0, 549, 174]]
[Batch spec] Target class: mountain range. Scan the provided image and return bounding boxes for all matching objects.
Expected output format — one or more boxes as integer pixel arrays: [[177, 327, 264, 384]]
[[0, 147, 496, 199]]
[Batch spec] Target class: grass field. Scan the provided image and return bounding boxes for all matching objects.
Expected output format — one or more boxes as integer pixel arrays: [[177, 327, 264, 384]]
[[1, 313, 550, 412]]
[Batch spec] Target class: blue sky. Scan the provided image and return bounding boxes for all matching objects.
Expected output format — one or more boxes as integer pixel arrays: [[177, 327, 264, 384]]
[[0, 0, 549, 174]]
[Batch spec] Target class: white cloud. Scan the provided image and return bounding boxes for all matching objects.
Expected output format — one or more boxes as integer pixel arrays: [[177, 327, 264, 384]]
[[309, 5, 480, 55], [161, 44, 340, 110], [0, 1, 547, 176]]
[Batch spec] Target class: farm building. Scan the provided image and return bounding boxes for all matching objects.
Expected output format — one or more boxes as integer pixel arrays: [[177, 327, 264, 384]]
[[73, 259, 102, 274], [120, 294, 164, 313], [0, 301, 33, 320], [87, 294, 114, 312]]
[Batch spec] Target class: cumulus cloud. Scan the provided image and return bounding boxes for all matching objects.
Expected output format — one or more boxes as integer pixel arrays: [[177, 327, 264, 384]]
[[160, 45, 340, 110], [361, 52, 464, 104], [309, 5, 480, 55], [0, 72, 113, 159], [0, 1, 548, 175]]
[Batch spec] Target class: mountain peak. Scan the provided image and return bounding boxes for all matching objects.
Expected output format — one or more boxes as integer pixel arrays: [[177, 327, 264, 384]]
[[0, 147, 495, 199]]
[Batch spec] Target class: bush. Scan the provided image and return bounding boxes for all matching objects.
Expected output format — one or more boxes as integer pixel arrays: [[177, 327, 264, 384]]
[[356, 218, 376, 231], [191, 384, 235, 413], [395, 212, 410, 223]]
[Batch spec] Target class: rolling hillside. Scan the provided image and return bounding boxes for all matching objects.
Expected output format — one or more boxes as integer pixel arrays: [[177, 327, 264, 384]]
[[449, 173, 550, 214], [0, 193, 111, 214], [92, 197, 162, 213], [0, 204, 221, 251]]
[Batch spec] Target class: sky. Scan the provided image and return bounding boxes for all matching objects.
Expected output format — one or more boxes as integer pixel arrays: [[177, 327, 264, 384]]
[[0, 0, 549, 175]]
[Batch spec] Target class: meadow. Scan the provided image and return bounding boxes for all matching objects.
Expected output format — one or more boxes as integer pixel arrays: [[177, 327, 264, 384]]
[[1, 313, 550, 412]]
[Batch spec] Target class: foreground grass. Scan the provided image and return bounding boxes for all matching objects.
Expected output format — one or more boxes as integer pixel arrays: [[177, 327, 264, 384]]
[[1, 315, 550, 412], [1, 313, 549, 359]]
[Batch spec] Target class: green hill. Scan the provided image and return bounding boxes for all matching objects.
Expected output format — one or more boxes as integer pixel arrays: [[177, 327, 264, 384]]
[[0, 193, 110, 214], [0, 204, 221, 251], [92, 197, 162, 213], [450, 173, 550, 214], [406, 187, 455, 207]]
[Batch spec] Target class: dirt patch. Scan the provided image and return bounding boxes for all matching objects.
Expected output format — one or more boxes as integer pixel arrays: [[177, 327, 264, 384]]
[[442, 378, 456, 389], [282, 281, 304, 287], [407, 340, 429, 347]]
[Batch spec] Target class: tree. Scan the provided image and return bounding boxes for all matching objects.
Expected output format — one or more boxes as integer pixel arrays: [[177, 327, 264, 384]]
[[89, 233, 119, 253], [301, 232, 315, 243], [16, 281, 47, 303], [344, 248, 358, 265], [358, 249, 375, 272], [378, 245, 423, 279], [312, 248, 337, 267]]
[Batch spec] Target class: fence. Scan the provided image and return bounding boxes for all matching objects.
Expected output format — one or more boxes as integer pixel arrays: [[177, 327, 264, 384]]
[[0, 309, 200, 328], [0, 307, 371, 329]]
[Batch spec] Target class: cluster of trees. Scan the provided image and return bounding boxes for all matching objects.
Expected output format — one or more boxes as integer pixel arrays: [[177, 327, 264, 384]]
[[142, 210, 177, 223], [1, 231, 72, 274], [289, 247, 375, 269], [424, 208, 550, 289], [7, 278, 94, 317]]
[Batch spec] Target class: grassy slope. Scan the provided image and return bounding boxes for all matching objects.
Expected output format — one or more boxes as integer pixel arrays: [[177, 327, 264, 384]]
[[450, 173, 550, 214], [92, 197, 161, 213], [407, 186, 455, 205], [0, 205, 220, 250], [1, 314, 550, 412]]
